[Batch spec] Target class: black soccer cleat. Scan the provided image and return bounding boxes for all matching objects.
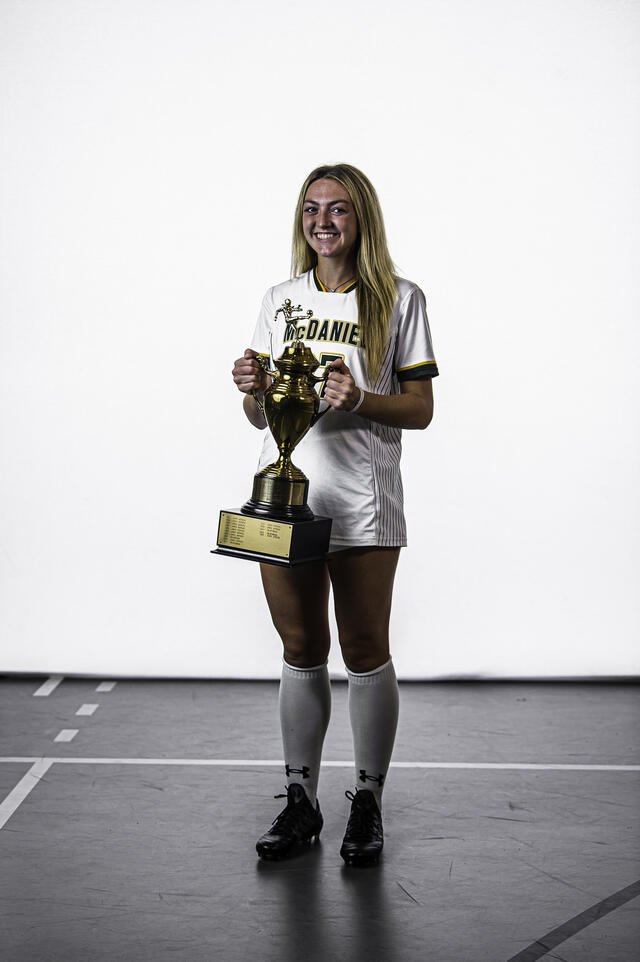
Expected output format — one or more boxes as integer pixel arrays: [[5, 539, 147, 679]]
[[340, 789, 384, 867], [256, 783, 323, 860]]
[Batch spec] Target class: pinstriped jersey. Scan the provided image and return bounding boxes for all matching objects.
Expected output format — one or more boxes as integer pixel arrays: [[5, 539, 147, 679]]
[[250, 269, 439, 547]]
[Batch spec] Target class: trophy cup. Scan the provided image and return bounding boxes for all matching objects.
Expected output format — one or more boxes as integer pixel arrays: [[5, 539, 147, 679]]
[[213, 299, 332, 565]]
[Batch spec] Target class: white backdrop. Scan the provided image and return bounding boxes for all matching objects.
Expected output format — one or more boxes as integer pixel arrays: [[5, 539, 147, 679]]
[[1, 0, 638, 678]]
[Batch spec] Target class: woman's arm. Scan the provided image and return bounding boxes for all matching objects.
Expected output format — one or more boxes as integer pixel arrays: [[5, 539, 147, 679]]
[[324, 359, 434, 430], [242, 392, 268, 429], [360, 378, 433, 429], [232, 349, 271, 430]]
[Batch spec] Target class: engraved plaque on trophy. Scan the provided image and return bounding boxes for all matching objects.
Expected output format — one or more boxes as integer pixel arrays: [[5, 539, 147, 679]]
[[213, 299, 332, 566]]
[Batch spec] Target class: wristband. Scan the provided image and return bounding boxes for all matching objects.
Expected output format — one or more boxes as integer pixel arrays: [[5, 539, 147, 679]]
[[350, 387, 365, 413]]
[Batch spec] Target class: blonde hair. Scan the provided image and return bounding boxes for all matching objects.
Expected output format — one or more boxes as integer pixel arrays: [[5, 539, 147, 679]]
[[291, 163, 397, 383]]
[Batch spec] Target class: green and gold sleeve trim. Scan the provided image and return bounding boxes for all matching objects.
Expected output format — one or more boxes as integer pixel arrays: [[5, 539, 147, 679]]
[[396, 360, 439, 381], [313, 267, 358, 294]]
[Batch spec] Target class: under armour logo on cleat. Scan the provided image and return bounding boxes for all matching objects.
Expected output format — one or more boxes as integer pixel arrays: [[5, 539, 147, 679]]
[[285, 765, 310, 779], [359, 770, 385, 786]]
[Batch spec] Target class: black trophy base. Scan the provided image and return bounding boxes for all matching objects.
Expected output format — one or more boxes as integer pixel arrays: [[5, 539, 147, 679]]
[[213, 509, 332, 567]]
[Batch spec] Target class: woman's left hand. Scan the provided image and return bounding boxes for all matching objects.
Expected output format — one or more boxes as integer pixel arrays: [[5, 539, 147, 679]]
[[324, 359, 362, 411]]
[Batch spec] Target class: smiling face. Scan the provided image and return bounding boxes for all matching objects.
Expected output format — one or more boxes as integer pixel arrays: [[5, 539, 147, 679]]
[[302, 178, 359, 263]]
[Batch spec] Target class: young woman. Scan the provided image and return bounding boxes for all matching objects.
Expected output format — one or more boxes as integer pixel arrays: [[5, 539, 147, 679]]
[[231, 163, 438, 866]]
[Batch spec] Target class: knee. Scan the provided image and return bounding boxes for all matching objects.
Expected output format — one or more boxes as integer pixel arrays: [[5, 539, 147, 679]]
[[278, 629, 330, 670], [344, 653, 388, 674], [340, 632, 390, 674]]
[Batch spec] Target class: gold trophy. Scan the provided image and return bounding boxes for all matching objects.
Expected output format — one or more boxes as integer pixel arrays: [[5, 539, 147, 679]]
[[214, 300, 332, 565]]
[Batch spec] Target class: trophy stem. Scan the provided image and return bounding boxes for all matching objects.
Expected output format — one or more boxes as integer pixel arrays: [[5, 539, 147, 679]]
[[273, 451, 293, 477], [258, 451, 307, 482]]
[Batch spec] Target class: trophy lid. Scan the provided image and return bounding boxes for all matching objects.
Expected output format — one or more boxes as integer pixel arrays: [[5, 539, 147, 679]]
[[275, 338, 320, 374]]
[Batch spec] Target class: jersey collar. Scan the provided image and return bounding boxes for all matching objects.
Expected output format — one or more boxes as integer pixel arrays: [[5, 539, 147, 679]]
[[313, 267, 358, 294]]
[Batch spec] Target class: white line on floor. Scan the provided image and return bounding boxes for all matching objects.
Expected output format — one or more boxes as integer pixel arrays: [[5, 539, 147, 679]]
[[33, 676, 63, 697], [0, 759, 53, 831], [0, 758, 638, 771], [53, 730, 79, 743], [75, 704, 99, 716], [392, 762, 640, 771], [95, 682, 116, 692]]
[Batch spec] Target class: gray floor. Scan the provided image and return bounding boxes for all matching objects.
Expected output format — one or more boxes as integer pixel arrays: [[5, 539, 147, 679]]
[[0, 677, 639, 961]]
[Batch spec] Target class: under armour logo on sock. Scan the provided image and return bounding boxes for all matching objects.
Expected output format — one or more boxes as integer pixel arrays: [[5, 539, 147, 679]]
[[359, 770, 385, 786], [285, 765, 310, 779]]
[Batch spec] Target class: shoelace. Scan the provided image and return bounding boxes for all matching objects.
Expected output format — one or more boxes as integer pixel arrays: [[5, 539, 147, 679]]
[[269, 789, 305, 831], [344, 790, 377, 840]]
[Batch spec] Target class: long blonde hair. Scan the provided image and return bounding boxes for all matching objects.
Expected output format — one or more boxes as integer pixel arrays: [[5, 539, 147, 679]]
[[291, 163, 397, 383]]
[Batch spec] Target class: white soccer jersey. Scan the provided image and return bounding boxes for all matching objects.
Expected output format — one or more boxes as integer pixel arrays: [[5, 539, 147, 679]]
[[250, 268, 439, 548]]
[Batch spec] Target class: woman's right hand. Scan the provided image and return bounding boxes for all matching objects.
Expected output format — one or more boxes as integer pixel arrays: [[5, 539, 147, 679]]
[[232, 349, 270, 395]]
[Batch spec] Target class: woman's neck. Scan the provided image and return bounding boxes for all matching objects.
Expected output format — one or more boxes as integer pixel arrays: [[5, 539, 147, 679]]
[[315, 255, 357, 292]]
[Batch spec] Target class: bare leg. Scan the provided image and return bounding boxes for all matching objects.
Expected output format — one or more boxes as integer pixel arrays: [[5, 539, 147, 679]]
[[328, 547, 400, 672], [259, 560, 331, 667]]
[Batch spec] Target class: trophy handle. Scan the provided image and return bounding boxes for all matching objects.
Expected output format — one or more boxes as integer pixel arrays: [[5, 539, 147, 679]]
[[255, 354, 277, 377], [308, 368, 331, 423], [312, 403, 331, 424], [252, 389, 266, 416], [252, 355, 277, 416]]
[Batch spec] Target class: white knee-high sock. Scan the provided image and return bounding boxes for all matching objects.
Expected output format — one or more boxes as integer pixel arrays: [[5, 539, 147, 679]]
[[347, 658, 399, 808], [279, 659, 331, 806]]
